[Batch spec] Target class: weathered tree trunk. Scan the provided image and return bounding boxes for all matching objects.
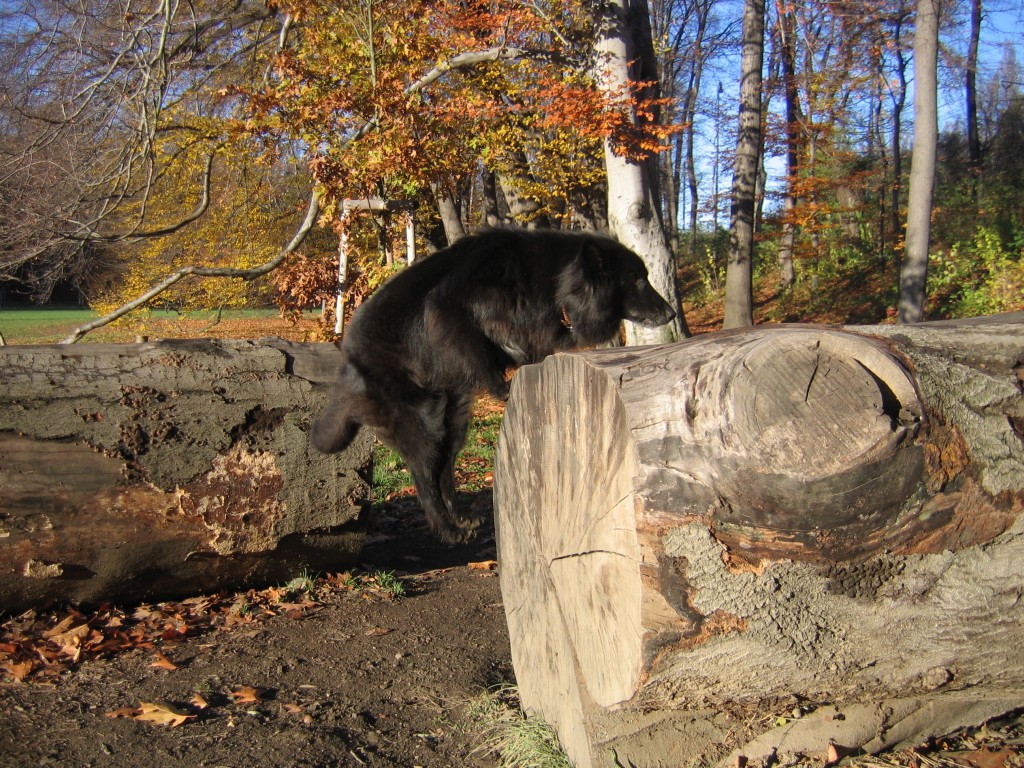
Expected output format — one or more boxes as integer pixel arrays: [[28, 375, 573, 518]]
[[899, 0, 939, 323], [723, 0, 765, 329], [0, 338, 371, 614], [494, 315, 1024, 768]]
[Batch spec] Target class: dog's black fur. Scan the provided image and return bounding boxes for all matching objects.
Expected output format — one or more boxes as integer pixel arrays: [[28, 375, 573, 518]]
[[311, 229, 675, 542]]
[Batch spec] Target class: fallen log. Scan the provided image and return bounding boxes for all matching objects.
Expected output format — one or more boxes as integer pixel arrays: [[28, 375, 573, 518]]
[[493, 315, 1024, 768], [0, 338, 372, 614]]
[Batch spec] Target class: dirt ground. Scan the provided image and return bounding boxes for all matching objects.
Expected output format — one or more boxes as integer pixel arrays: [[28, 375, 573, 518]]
[[0, 493, 513, 768]]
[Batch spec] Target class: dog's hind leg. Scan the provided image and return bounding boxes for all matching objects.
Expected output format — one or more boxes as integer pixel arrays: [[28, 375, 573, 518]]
[[390, 392, 479, 543], [310, 399, 360, 453]]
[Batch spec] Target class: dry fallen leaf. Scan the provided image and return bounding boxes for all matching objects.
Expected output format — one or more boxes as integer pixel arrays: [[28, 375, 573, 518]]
[[134, 702, 196, 728], [106, 702, 195, 728], [4, 661, 34, 682], [364, 626, 394, 637], [150, 652, 178, 671], [952, 747, 1020, 768], [190, 693, 209, 710], [468, 560, 498, 571], [231, 686, 266, 704]]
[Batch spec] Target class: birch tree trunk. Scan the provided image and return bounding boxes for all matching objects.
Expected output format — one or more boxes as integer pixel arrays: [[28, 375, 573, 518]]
[[899, 0, 939, 323], [723, 0, 765, 328], [592, 0, 689, 343]]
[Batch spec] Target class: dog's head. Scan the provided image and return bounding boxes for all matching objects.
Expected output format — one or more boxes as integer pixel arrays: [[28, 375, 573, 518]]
[[558, 236, 676, 343], [617, 257, 677, 328]]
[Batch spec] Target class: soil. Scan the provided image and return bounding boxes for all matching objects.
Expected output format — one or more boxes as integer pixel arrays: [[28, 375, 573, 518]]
[[0, 493, 512, 768]]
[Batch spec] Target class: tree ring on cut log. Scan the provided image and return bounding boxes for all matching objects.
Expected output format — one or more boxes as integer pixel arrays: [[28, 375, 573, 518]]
[[709, 330, 927, 546]]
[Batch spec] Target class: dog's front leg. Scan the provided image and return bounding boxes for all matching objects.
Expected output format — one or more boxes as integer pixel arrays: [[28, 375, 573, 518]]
[[423, 301, 513, 400]]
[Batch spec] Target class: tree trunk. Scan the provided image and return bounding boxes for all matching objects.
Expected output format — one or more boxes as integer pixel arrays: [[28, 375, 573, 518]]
[[431, 182, 467, 244], [724, 0, 765, 328], [890, 2, 910, 255], [497, 155, 551, 229], [592, 0, 689, 344], [0, 339, 372, 613], [494, 314, 1024, 768], [966, 0, 982, 204], [776, 0, 801, 288], [899, 0, 939, 323]]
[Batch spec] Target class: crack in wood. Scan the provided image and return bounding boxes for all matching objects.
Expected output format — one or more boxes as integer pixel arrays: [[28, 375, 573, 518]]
[[549, 549, 631, 565]]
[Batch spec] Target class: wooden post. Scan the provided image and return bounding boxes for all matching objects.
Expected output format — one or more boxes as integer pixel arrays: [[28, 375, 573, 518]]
[[334, 198, 416, 336], [494, 316, 1024, 768], [335, 213, 350, 336]]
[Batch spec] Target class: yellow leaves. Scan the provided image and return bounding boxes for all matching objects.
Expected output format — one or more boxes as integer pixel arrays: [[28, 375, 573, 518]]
[[106, 702, 197, 728], [96, 129, 292, 316]]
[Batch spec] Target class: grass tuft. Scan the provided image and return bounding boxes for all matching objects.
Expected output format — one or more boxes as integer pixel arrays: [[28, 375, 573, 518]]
[[466, 685, 572, 768]]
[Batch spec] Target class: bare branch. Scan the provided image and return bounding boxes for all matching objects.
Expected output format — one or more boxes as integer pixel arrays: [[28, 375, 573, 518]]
[[403, 46, 530, 96], [61, 187, 321, 344]]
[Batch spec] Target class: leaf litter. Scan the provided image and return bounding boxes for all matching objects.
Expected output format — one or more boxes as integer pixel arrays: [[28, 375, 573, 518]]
[[0, 570, 409, 686]]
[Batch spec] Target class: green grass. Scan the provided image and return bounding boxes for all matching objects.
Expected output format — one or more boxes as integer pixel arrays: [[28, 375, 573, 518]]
[[372, 443, 415, 501], [0, 308, 105, 345], [0, 307, 287, 345], [342, 570, 407, 598], [370, 405, 503, 502]]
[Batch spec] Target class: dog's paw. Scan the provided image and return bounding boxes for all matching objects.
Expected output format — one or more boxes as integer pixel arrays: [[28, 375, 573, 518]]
[[436, 514, 482, 545]]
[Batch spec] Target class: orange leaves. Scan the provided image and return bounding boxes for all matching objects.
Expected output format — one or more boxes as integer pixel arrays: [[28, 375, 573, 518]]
[[0, 583, 314, 685], [150, 651, 179, 671], [231, 685, 268, 705], [1, 606, 157, 683]]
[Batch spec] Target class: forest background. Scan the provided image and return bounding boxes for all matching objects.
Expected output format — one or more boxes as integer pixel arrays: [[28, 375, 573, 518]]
[[0, 0, 1022, 343]]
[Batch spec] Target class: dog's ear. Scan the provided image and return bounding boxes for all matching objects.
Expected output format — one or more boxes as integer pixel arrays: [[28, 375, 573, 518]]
[[575, 238, 608, 278]]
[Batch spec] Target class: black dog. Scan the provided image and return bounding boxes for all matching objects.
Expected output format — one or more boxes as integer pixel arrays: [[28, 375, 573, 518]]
[[311, 229, 675, 542]]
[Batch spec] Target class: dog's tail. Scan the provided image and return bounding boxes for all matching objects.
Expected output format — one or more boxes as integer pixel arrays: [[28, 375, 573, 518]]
[[310, 399, 360, 453]]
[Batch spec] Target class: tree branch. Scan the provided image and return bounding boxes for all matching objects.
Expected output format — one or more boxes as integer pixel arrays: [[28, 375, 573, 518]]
[[61, 187, 321, 344], [62, 44, 535, 343]]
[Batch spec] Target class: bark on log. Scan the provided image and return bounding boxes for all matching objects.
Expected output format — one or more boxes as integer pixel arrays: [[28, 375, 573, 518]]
[[494, 315, 1024, 768], [0, 338, 371, 614]]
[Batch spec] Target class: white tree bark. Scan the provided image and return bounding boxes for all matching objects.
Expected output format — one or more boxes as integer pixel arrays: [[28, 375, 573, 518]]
[[592, 0, 688, 343]]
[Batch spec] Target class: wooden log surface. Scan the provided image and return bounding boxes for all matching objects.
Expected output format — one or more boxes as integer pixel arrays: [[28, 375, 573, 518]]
[[493, 315, 1024, 768], [0, 338, 370, 613]]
